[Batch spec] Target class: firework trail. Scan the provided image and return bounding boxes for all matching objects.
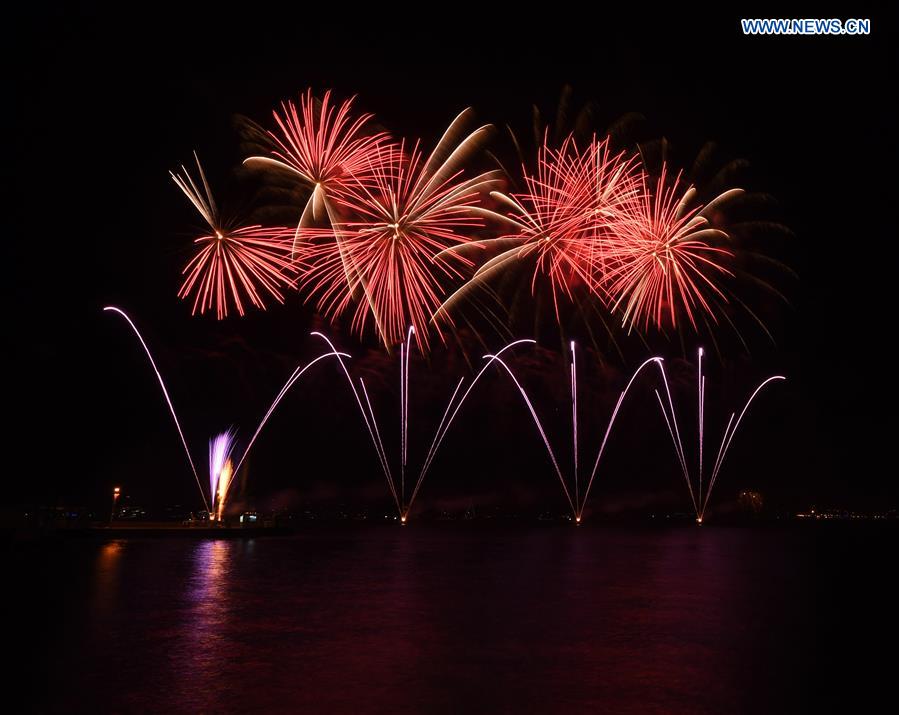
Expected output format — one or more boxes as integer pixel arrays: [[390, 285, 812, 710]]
[[407, 338, 537, 516], [171, 153, 299, 319], [653, 347, 785, 522], [485, 342, 665, 521], [219, 346, 351, 506], [313, 330, 534, 520], [104, 306, 209, 511], [601, 165, 742, 332], [299, 111, 500, 351], [571, 341, 579, 508]]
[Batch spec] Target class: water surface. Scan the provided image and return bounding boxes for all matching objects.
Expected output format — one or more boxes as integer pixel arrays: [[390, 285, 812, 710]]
[[16, 524, 893, 713]]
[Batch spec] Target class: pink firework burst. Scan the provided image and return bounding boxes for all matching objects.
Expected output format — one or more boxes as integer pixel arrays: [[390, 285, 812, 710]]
[[602, 164, 738, 331], [172, 154, 300, 320], [298, 113, 498, 351]]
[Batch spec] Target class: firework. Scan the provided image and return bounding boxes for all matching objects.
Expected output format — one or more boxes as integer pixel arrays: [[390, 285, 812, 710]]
[[601, 165, 741, 332], [313, 331, 534, 520], [106, 306, 350, 513], [107, 305, 787, 523], [218, 346, 352, 507], [209, 429, 237, 521], [246, 90, 388, 219], [104, 306, 209, 511], [172, 154, 299, 319], [243, 88, 389, 270], [434, 135, 641, 324], [244, 90, 396, 339], [485, 342, 665, 521], [553, 136, 643, 275], [654, 347, 785, 522], [300, 111, 499, 351]]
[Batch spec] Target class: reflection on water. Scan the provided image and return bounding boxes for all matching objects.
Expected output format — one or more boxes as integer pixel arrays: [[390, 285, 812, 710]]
[[181, 541, 233, 698], [188, 540, 232, 628], [91, 540, 124, 615], [19, 525, 886, 713]]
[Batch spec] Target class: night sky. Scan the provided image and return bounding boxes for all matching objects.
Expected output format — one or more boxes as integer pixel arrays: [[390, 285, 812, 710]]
[[7, 5, 896, 514]]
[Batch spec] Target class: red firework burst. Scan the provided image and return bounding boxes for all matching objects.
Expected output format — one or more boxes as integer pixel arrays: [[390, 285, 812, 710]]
[[602, 165, 735, 331], [550, 135, 642, 275], [439, 135, 641, 321], [298, 123, 498, 351], [245, 89, 389, 229], [172, 154, 300, 319]]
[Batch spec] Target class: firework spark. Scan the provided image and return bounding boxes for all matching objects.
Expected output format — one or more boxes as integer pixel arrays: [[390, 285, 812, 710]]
[[602, 165, 741, 332], [172, 153, 298, 319], [300, 111, 499, 351]]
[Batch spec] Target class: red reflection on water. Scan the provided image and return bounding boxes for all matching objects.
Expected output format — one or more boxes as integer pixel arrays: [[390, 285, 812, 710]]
[[91, 540, 124, 616]]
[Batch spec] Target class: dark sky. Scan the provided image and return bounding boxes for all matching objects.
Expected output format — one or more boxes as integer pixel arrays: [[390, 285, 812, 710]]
[[7, 5, 897, 514]]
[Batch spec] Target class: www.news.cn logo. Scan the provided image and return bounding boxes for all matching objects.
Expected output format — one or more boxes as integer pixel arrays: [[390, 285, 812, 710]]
[[741, 18, 871, 35]]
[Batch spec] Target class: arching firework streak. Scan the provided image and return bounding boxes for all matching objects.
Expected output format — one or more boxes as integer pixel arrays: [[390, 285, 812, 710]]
[[313, 330, 536, 521], [105, 306, 347, 512], [217, 346, 352, 508], [653, 347, 785, 523], [485, 342, 665, 522], [104, 306, 210, 512]]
